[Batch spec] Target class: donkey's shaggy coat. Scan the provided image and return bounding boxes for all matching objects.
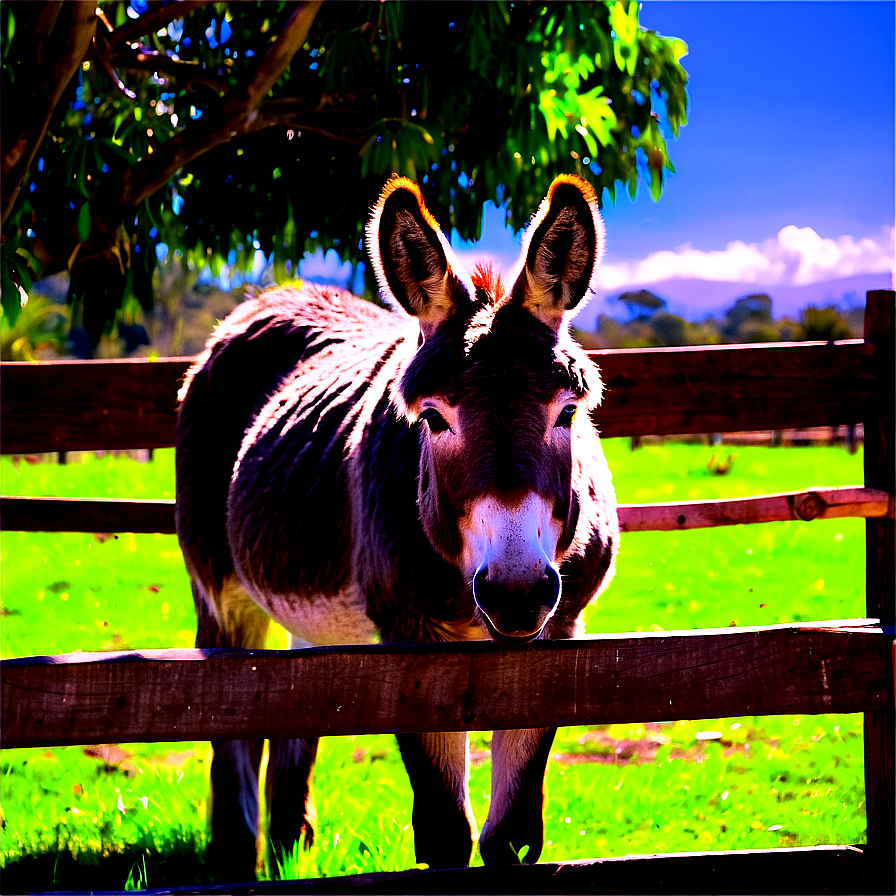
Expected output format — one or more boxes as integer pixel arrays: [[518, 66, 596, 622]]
[[176, 175, 618, 878]]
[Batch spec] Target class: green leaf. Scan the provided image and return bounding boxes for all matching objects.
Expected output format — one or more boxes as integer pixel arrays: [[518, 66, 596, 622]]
[[575, 122, 599, 159], [142, 198, 160, 233], [1, 252, 27, 326], [610, 0, 640, 76], [1, 277, 23, 326], [4, 6, 15, 56], [669, 37, 689, 60], [578, 86, 618, 148], [538, 90, 570, 142], [13, 252, 32, 293], [77, 203, 91, 242], [74, 151, 90, 199]]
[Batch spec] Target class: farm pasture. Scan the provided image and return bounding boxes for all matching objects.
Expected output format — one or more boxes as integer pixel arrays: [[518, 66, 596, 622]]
[[0, 441, 868, 890]]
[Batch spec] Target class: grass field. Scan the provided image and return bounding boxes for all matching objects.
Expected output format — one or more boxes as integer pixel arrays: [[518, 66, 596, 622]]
[[0, 441, 868, 890]]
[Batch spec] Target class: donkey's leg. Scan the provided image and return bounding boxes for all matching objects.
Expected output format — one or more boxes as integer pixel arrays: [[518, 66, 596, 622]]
[[478, 726, 557, 865], [266, 738, 318, 855], [266, 634, 319, 866], [396, 731, 477, 868], [194, 576, 271, 881]]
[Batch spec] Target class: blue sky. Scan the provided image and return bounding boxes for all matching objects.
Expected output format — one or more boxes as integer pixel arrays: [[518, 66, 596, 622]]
[[303, 1, 894, 306], [602, 0, 895, 258]]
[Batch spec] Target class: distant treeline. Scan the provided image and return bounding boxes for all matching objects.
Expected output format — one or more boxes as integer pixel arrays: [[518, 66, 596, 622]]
[[574, 291, 861, 350], [4, 283, 864, 363]]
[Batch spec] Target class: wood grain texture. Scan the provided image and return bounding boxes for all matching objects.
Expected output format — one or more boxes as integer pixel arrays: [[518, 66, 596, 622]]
[[862, 290, 896, 893], [617, 486, 893, 532], [3, 487, 890, 534], [3, 621, 891, 750], [54, 846, 864, 895], [0, 357, 189, 454], [0, 341, 875, 453], [590, 339, 874, 438]]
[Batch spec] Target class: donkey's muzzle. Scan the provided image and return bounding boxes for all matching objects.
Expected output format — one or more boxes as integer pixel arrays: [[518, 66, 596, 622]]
[[472, 563, 562, 644]]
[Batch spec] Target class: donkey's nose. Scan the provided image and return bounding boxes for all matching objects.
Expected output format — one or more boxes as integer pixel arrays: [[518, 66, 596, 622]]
[[472, 563, 561, 643]]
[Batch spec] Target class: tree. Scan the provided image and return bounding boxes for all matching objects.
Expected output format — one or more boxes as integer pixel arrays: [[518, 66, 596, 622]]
[[798, 304, 854, 341], [721, 293, 774, 342], [612, 288, 667, 320], [1, 1, 689, 345]]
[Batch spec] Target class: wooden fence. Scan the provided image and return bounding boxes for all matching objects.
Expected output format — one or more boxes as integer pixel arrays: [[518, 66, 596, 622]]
[[1, 289, 893, 895]]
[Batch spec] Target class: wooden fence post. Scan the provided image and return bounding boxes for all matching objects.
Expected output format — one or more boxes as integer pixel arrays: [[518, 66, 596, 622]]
[[863, 289, 895, 894]]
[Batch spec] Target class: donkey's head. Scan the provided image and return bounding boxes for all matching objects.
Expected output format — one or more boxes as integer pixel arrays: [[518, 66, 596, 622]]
[[368, 175, 608, 644]]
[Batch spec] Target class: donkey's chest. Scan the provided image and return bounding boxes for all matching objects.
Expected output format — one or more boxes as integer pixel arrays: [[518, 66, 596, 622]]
[[249, 585, 378, 648]]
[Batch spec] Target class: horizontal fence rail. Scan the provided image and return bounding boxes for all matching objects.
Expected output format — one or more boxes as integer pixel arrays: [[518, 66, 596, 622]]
[[0, 340, 875, 454], [3, 620, 891, 750], [617, 486, 894, 531], [1, 495, 177, 533], [2, 356, 187, 455], [3, 486, 892, 534]]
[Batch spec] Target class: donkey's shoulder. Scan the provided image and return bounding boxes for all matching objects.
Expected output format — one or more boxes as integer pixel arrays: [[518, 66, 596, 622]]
[[212, 282, 401, 345], [180, 283, 410, 404]]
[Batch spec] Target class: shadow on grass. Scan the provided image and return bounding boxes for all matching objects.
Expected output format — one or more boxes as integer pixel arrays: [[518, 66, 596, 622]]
[[1, 842, 214, 893]]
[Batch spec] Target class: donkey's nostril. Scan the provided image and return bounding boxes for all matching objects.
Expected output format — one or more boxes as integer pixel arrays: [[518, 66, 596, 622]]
[[537, 563, 562, 608], [472, 561, 562, 643]]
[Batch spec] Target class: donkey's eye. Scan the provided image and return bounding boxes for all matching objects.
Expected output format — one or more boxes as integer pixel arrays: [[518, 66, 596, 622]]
[[419, 408, 450, 434], [554, 405, 577, 428]]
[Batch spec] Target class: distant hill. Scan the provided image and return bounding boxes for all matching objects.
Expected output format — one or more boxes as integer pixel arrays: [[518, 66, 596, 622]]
[[576, 272, 893, 330]]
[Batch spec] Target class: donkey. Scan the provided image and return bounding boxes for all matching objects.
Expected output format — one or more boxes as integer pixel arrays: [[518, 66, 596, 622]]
[[175, 173, 618, 879]]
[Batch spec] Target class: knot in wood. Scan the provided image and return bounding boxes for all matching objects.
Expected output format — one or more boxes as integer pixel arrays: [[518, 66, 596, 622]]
[[795, 492, 824, 521], [461, 688, 481, 727]]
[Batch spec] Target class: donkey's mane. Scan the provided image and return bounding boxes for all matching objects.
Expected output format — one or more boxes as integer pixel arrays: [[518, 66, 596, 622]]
[[470, 262, 506, 305]]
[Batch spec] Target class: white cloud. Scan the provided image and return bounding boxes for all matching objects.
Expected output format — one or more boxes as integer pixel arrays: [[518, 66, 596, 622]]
[[597, 225, 894, 290]]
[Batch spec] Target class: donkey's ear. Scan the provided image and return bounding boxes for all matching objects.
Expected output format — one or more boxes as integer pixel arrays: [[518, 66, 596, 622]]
[[510, 174, 604, 332], [366, 176, 475, 339]]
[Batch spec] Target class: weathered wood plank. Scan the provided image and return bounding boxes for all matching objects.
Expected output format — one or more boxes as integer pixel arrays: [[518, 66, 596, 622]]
[[43, 845, 867, 895], [617, 486, 893, 532], [590, 339, 874, 438], [0, 357, 189, 455], [3, 487, 891, 534], [2, 621, 891, 750], [1, 341, 874, 453], [0, 496, 177, 533], [862, 289, 896, 894]]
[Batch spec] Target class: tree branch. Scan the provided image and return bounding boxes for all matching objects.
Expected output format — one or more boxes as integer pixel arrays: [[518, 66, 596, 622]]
[[114, 1, 323, 211], [251, 99, 366, 145], [275, 121, 366, 146], [30, 96, 363, 280], [223, 0, 323, 114], [34, 1, 326, 274], [32, 3, 65, 49], [110, 49, 232, 94], [1, 2, 97, 228], [106, 0, 211, 50], [93, 38, 137, 100], [119, 98, 343, 210]]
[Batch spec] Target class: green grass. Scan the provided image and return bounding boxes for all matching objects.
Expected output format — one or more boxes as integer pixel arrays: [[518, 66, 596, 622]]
[[591, 439, 866, 633], [0, 442, 868, 889]]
